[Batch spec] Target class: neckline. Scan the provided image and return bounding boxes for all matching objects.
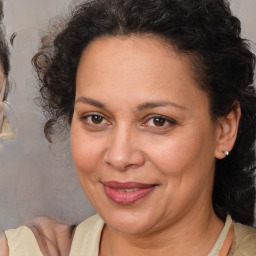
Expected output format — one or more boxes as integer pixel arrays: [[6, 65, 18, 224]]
[[70, 214, 234, 256], [208, 215, 233, 256]]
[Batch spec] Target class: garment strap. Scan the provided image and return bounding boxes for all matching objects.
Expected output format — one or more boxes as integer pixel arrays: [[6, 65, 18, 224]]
[[218, 223, 234, 256]]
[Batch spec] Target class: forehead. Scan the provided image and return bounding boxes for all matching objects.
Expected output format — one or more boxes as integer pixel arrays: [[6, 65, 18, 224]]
[[77, 35, 197, 86], [75, 35, 208, 112]]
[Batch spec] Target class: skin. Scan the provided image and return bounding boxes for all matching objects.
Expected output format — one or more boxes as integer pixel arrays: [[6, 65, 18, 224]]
[[0, 217, 74, 256], [71, 35, 240, 256]]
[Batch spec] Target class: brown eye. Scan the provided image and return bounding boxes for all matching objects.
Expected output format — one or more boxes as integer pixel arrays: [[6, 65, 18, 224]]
[[80, 113, 110, 130], [91, 115, 103, 124], [144, 115, 177, 128], [153, 117, 166, 126]]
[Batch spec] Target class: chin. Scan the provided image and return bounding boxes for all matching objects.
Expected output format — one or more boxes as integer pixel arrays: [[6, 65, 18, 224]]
[[100, 208, 160, 235]]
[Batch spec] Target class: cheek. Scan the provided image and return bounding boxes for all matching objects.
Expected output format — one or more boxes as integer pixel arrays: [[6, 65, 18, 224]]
[[70, 123, 106, 204], [146, 128, 216, 179], [70, 122, 102, 176]]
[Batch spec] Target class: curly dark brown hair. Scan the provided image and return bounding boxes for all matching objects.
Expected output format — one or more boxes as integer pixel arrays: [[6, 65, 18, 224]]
[[33, 0, 256, 226], [0, 0, 10, 99]]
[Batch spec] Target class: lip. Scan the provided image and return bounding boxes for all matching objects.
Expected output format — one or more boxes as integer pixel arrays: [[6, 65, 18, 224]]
[[102, 181, 157, 205]]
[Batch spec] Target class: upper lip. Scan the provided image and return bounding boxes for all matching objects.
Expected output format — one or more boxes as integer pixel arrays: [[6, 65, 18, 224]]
[[102, 181, 157, 189]]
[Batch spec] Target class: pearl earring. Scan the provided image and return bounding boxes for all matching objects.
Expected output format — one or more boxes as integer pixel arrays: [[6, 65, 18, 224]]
[[222, 150, 229, 156]]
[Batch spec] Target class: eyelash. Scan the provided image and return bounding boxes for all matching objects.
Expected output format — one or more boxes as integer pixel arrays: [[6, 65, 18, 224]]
[[142, 115, 177, 128], [79, 113, 177, 129], [80, 113, 110, 127]]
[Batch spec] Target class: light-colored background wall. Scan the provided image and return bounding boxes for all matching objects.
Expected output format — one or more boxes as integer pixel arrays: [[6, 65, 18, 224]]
[[0, 0, 255, 230], [0, 0, 95, 230]]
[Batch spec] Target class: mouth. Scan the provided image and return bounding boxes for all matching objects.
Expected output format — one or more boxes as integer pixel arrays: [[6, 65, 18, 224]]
[[102, 181, 157, 205]]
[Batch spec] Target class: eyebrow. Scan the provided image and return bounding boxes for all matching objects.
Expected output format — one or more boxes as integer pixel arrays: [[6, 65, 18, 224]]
[[75, 97, 186, 111], [137, 101, 186, 111], [75, 97, 106, 108]]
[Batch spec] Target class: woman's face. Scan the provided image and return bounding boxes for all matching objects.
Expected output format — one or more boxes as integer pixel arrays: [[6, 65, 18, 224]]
[[71, 35, 220, 235]]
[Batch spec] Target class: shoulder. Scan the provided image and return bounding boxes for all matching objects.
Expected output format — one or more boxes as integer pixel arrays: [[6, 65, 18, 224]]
[[28, 216, 75, 256], [4, 217, 75, 256], [0, 231, 8, 256], [30, 216, 75, 239], [69, 214, 104, 255], [1, 216, 102, 256], [4, 226, 41, 255], [72, 214, 104, 241], [232, 222, 256, 255]]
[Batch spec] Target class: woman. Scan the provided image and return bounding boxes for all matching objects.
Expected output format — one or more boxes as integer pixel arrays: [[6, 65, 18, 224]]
[[0, 0, 10, 139], [1, 0, 256, 255]]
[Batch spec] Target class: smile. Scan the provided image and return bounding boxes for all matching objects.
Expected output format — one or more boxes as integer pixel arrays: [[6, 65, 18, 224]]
[[115, 188, 139, 192], [102, 181, 157, 205]]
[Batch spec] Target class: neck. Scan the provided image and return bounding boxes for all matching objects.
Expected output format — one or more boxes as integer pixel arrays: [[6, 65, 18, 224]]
[[100, 207, 224, 256]]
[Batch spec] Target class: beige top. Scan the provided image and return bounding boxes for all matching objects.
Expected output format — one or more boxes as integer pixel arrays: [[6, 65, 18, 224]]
[[0, 116, 16, 140], [4, 214, 256, 255]]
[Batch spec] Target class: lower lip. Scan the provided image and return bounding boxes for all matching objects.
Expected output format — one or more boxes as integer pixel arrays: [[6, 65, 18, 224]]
[[104, 186, 156, 205]]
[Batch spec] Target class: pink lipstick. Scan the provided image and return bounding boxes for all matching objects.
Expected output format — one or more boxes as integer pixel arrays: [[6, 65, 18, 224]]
[[102, 181, 156, 205]]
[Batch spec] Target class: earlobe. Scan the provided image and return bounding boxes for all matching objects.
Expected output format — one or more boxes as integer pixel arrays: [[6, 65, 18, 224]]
[[215, 104, 241, 159]]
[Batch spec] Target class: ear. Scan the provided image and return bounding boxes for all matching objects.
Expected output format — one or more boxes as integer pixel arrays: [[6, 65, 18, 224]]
[[215, 104, 241, 159]]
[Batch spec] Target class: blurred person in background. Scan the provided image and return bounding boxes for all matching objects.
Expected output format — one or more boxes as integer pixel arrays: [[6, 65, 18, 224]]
[[0, 0, 11, 140]]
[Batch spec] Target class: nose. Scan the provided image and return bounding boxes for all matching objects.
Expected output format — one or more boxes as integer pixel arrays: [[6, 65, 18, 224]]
[[103, 126, 145, 171]]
